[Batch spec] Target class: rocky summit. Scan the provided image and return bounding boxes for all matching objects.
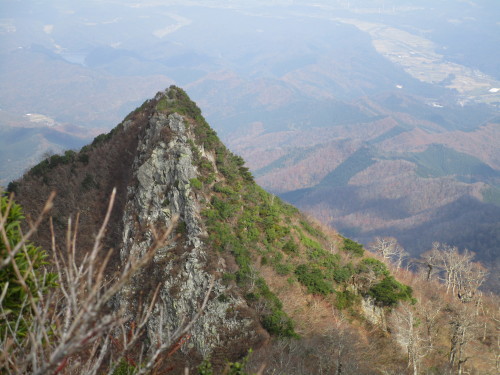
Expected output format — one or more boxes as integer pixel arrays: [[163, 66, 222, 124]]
[[116, 96, 266, 362], [11, 87, 271, 368], [8, 86, 498, 374]]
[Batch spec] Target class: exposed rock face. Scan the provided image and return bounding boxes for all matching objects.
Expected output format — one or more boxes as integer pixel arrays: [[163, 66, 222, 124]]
[[360, 297, 387, 330], [118, 104, 265, 361]]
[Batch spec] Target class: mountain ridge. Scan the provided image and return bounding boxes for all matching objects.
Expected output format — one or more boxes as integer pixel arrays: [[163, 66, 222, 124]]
[[229, 91, 500, 291], [6, 86, 498, 374]]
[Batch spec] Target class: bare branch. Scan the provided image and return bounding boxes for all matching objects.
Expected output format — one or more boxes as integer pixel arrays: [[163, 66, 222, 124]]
[[1, 191, 200, 375]]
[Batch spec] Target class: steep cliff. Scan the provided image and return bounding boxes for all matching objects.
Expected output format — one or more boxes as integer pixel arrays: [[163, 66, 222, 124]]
[[4, 86, 418, 372], [10, 86, 278, 368], [117, 101, 266, 362], [9, 86, 497, 374]]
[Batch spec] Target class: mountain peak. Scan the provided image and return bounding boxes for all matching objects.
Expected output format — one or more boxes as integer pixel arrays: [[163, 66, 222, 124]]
[[118, 89, 269, 362], [0, 87, 430, 370], [10, 86, 274, 367], [8, 87, 497, 373]]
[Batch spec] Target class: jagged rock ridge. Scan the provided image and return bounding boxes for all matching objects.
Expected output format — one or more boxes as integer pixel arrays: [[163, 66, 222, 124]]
[[10, 86, 271, 368], [6, 86, 417, 372], [11, 86, 497, 374], [118, 105, 265, 360], [6, 86, 421, 373]]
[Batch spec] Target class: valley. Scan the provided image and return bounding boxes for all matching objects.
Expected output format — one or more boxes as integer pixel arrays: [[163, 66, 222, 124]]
[[3, 87, 497, 374], [336, 17, 500, 104], [1, 0, 499, 291]]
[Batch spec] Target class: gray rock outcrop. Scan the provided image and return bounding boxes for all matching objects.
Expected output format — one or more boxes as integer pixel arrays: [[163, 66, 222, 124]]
[[117, 104, 264, 361]]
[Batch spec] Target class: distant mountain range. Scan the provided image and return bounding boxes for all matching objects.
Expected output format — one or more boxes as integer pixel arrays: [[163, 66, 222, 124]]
[[1, 0, 499, 289]]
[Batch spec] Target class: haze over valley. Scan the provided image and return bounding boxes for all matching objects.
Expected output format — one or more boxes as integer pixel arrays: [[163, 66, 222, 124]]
[[1, 0, 499, 288], [2, 2, 500, 373]]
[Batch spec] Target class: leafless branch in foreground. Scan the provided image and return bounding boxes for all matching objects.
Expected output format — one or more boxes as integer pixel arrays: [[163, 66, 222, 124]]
[[1, 189, 211, 374]]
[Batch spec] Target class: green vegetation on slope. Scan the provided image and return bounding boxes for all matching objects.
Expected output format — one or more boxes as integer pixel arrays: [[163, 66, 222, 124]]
[[403, 143, 499, 180], [155, 86, 298, 338], [368, 276, 415, 307], [0, 195, 57, 338], [167, 87, 414, 320], [482, 186, 500, 206], [319, 146, 376, 187], [253, 147, 317, 178]]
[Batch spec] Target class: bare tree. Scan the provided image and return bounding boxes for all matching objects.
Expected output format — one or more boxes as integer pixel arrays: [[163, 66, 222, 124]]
[[419, 243, 487, 302], [370, 237, 408, 269], [248, 323, 368, 375], [390, 302, 432, 375], [419, 242, 442, 282], [1, 190, 211, 374], [320, 319, 362, 375], [455, 259, 487, 303], [493, 311, 500, 374], [447, 304, 480, 375], [419, 299, 443, 351], [436, 244, 472, 296]]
